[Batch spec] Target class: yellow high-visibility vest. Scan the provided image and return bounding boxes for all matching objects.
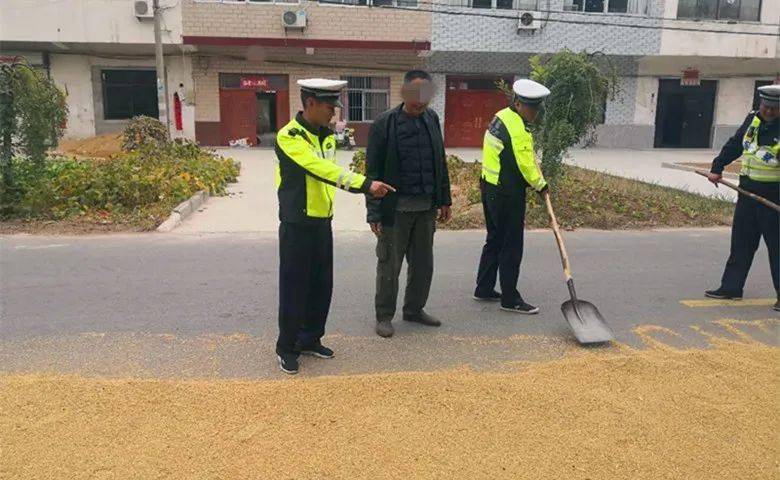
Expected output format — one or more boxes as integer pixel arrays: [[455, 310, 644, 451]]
[[481, 107, 547, 192], [275, 114, 369, 222], [740, 115, 780, 183]]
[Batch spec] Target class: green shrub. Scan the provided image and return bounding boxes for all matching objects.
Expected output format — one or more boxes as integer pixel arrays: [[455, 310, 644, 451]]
[[2, 142, 239, 228], [121, 116, 170, 152]]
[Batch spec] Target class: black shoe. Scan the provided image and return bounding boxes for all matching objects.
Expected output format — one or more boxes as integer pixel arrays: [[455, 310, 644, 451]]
[[277, 352, 299, 375], [774, 293, 780, 312], [376, 320, 395, 338], [704, 288, 743, 300], [299, 342, 335, 359], [501, 300, 540, 315], [403, 311, 442, 327], [473, 290, 501, 302]]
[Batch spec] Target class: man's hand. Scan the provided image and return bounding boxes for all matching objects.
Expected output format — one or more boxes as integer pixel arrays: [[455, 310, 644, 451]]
[[368, 181, 396, 198], [537, 184, 549, 199], [706, 172, 722, 186], [370, 223, 382, 236], [438, 205, 452, 223]]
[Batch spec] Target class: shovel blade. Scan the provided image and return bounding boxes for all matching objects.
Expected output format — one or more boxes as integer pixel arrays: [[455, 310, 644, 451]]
[[561, 299, 614, 345]]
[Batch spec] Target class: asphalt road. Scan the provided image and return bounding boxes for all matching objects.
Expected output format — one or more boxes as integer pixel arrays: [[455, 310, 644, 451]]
[[1, 228, 777, 379]]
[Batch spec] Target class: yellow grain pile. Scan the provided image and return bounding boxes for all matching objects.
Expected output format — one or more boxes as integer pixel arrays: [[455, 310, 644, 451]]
[[0, 336, 776, 479]]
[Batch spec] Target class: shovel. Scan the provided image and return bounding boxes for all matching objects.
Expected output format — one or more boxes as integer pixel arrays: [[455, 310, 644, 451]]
[[694, 170, 780, 213], [543, 191, 614, 345]]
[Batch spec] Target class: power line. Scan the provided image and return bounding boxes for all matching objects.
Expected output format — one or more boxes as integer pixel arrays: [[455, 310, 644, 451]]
[[386, 0, 780, 28], [347, 1, 780, 36]]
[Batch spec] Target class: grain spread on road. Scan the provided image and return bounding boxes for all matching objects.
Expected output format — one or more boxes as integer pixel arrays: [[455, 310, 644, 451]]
[[1, 320, 776, 480]]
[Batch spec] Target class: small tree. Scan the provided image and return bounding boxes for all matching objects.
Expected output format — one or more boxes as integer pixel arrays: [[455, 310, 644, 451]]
[[0, 59, 68, 192], [499, 50, 618, 184]]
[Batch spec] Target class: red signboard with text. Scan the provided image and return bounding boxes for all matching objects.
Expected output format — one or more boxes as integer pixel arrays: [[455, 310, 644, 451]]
[[240, 77, 270, 90]]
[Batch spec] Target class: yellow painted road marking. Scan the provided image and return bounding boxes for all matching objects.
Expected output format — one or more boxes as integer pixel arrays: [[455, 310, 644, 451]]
[[680, 298, 776, 308]]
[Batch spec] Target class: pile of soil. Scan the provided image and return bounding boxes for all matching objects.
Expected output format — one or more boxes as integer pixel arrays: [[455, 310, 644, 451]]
[[55, 134, 123, 159], [1, 336, 775, 479]]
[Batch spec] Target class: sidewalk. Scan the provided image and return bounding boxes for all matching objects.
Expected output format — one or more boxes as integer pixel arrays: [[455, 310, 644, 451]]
[[174, 146, 734, 235], [448, 147, 736, 201], [174, 147, 369, 234]]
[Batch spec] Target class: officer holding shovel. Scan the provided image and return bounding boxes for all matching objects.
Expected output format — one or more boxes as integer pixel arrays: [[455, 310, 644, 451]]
[[473, 79, 550, 314], [704, 84, 780, 312]]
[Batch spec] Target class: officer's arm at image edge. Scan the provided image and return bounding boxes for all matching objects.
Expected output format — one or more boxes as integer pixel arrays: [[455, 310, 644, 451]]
[[279, 134, 371, 194], [711, 112, 753, 174]]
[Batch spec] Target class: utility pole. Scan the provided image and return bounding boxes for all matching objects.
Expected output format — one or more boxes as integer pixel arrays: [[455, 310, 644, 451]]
[[153, 0, 169, 132]]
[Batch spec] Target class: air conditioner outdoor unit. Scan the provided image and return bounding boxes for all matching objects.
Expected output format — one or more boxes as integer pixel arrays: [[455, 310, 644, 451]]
[[282, 10, 307, 29], [517, 11, 540, 30], [134, 0, 154, 19]]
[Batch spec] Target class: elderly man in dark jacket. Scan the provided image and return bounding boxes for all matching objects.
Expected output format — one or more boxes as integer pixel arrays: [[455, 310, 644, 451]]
[[366, 70, 452, 338]]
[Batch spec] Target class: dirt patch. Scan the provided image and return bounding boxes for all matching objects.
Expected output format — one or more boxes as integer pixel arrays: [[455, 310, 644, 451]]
[[55, 134, 123, 159], [0, 217, 149, 235], [1, 336, 775, 479], [447, 164, 734, 230]]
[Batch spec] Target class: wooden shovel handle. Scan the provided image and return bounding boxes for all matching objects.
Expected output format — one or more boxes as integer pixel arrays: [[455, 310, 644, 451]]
[[543, 190, 572, 281], [695, 171, 780, 213]]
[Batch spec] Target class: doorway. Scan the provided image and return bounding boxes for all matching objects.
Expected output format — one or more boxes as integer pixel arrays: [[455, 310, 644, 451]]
[[444, 76, 513, 148], [218, 73, 290, 147], [256, 91, 278, 146], [654, 79, 717, 148]]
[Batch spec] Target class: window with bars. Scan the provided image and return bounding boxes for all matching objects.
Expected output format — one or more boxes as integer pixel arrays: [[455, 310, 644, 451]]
[[463, 0, 538, 9], [101, 69, 158, 120], [677, 0, 761, 21], [341, 77, 391, 122], [319, 0, 417, 5], [563, 0, 647, 14]]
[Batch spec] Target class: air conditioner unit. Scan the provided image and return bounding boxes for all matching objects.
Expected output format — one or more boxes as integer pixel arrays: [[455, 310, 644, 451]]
[[282, 10, 307, 29], [517, 11, 540, 30], [134, 0, 154, 19]]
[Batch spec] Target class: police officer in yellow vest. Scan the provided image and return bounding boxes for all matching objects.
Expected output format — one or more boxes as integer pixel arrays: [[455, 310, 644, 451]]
[[474, 79, 550, 314], [275, 78, 394, 374], [705, 84, 780, 312]]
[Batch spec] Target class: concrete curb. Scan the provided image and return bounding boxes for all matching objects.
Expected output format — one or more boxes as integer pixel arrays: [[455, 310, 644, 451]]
[[156, 190, 210, 232], [661, 162, 739, 180]]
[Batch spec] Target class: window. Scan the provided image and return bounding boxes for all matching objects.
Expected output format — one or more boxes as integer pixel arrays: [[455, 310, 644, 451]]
[[752, 80, 773, 111], [200, 0, 300, 4], [372, 0, 418, 6], [563, 0, 647, 14], [321, 0, 417, 5], [101, 70, 158, 120], [467, 0, 538, 9], [319, 0, 368, 5], [677, 0, 761, 21], [341, 76, 390, 122]]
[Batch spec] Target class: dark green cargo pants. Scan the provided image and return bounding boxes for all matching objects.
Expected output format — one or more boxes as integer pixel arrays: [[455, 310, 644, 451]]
[[375, 209, 437, 321]]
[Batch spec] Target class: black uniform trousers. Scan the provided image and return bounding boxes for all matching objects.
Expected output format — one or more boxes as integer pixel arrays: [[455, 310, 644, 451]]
[[475, 179, 527, 306], [720, 179, 780, 295], [277, 221, 333, 355]]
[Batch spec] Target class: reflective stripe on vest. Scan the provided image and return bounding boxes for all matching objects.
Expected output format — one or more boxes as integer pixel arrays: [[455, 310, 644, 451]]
[[481, 129, 504, 185], [739, 115, 780, 183]]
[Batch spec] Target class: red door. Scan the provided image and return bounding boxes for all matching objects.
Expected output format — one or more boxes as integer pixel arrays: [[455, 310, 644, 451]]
[[220, 89, 258, 146], [445, 90, 509, 148]]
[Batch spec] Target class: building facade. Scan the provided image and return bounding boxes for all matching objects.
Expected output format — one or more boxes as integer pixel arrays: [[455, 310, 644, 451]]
[[2, 0, 778, 150], [428, 0, 780, 149], [0, 0, 195, 139], [182, 0, 430, 146]]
